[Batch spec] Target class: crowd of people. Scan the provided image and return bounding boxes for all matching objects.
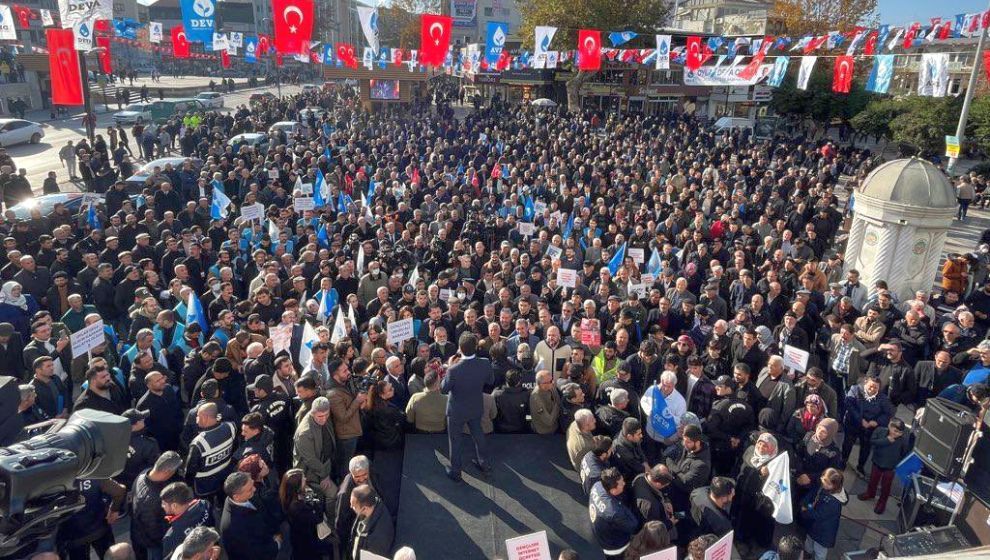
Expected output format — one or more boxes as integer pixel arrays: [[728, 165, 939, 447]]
[[0, 80, 988, 560]]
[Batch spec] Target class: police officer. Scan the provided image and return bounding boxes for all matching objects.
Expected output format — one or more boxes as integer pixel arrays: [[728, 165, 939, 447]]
[[580, 435, 613, 495], [234, 411, 275, 467], [589, 467, 640, 559], [704, 375, 756, 476], [181, 379, 237, 451], [130, 451, 182, 560], [161, 481, 217, 560], [119, 408, 162, 490], [184, 401, 237, 504], [248, 374, 295, 473], [58, 477, 126, 560]]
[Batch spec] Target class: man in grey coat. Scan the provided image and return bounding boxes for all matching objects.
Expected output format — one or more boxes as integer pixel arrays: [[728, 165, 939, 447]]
[[293, 396, 338, 516], [441, 333, 495, 481]]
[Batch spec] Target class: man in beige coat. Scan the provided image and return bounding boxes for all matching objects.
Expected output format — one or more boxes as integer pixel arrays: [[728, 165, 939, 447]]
[[566, 408, 597, 470], [405, 369, 448, 433], [529, 370, 561, 435], [292, 397, 338, 516]]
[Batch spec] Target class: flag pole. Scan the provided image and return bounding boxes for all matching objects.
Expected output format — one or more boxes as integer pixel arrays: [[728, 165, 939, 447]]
[[947, 2, 990, 175]]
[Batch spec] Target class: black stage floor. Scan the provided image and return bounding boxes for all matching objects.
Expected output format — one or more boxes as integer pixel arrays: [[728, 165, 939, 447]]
[[394, 434, 601, 559]]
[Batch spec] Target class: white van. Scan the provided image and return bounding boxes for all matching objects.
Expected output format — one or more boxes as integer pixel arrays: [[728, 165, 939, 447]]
[[713, 116, 755, 131]]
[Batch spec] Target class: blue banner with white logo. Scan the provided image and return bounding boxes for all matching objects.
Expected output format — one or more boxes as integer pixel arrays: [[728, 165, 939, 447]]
[[180, 0, 215, 43], [244, 36, 258, 63], [485, 21, 508, 65]]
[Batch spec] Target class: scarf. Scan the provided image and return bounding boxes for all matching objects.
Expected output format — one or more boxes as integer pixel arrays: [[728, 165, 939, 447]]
[[800, 394, 825, 432], [0, 281, 27, 310], [749, 432, 778, 467], [805, 418, 839, 456]]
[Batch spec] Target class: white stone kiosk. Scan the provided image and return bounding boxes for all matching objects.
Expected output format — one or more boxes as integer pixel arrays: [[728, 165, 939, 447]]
[[843, 158, 957, 302]]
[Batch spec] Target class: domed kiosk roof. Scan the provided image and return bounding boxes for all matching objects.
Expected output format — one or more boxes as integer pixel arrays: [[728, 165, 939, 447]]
[[856, 158, 956, 209]]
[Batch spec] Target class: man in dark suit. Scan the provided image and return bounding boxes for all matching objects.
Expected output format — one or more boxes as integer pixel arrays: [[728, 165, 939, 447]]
[[440, 333, 495, 481]]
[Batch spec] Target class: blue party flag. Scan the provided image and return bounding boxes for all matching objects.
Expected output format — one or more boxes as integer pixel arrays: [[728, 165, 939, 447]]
[[185, 291, 209, 334], [607, 242, 627, 276], [211, 184, 232, 219]]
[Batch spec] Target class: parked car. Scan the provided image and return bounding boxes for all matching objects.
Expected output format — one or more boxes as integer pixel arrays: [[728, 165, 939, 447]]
[[269, 121, 301, 136], [250, 92, 276, 105], [196, 92, 225, 109], [124, 157, 203, 192], [113, 99, 206, 125], [302, 84, 319, 93], [228, 133, 270, 154], [8, 192, 144, 220], [0, 119, 44, 147]]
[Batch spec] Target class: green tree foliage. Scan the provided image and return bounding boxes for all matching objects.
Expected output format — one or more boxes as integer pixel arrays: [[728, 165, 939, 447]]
[[850, 98, 905, 142], [518, 0, 670, 111], [887, 97, 962, 157], [966, 96, 990, 157], [769, 62, 871, 122], [380, 0, 441, 50]]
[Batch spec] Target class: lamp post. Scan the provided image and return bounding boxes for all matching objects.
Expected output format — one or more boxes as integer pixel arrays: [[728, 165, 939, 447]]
[[261, 17, 282, 98], [947, 0, 990, 175]]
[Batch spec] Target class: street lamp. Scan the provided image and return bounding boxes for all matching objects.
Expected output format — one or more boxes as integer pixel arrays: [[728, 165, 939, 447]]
[[261, 17, 282, 98]]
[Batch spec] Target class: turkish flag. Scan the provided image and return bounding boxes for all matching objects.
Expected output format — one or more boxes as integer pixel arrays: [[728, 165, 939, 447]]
[[419, 14, 452, 66], [832, 55, 853, 93], [804, 35, 827, 54], [275, 52, 283, 66], [258, 34, 270, 55], [983, 51, 990, 82], [903, 22, 920, 48], [392, 49, 404, 66], [47, 29, 83, 105], [272, 0, 314, 54], [496, 49, 511, 71], [577, 29, 601, 71], [94, 19, 111, 33], [863, 30, 878, 55], [685, 36, 702, 71], [171, 25, 190, 58], [221, 50, 230, 68], [12, 5, 30, 28], [96, 36, 112, 73], [336, 43, 357, 68]]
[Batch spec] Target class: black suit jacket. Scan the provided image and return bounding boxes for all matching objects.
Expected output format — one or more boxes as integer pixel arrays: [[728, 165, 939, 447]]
[[440, 356, 494, 421]]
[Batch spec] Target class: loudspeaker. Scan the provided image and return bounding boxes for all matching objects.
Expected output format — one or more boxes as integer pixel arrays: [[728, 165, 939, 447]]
[[914, 398, 976, 479]]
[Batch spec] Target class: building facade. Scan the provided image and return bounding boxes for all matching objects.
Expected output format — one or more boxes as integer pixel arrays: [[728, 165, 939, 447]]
[[887, 37, 987, 98], [674, 0, 779, 36]]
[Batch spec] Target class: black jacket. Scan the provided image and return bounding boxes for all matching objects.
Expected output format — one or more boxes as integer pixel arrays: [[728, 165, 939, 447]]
[[595, 405, 629, 438], [136, 386, 184, 452], [129, 470, 178, 548], [690, 487, 733, 538], [611, 435, 647, 483], [74, 385, 128, 415], [219, 498, 281, 560], [493, 385, 530, 433], [349, 502, 395, 560], [162, 499, 216, 559], [120, 432, 161, 489]]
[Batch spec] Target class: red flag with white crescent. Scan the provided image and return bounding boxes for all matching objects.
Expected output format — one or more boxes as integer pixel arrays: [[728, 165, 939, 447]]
[[12, 5, 30, 28], [272, 0, 314, 54], [419, 14, 452, 66], [258, 34, 270, 55], [171, 25, 190, 58], [577, 29, 601, 71], [221, 50, 230, 68], [983, 50, 990, 82], [336, 43, 357, 68], [96, 36, 112, 73], [47, 28, 83, 105], [685, 36, 702, 71], [863, 30, 878, 55], [902, 22, 920, 48], [832, 55, 853, 93]]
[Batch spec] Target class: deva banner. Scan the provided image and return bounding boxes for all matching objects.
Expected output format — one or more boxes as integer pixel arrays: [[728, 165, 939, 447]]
[[450, 0, 475, 28], [683, 64, 773, 86], [180, 0, 215, 43]]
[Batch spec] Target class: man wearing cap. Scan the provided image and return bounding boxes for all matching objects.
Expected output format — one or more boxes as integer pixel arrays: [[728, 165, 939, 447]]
[[234, 411, 275, 468], [119, 408, 161, 490], [249, 374, 294, 473], [706, 375, 756, 475], [192, 356, 248, 420]]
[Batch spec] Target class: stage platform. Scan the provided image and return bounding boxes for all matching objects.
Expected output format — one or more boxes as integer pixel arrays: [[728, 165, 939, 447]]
[[395, 434, 600, 559]]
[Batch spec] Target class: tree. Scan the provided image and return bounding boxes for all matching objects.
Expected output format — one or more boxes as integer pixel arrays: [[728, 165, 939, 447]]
[[519, 0, 670, 112], [771, 0, 878, 35], [966, 96, 990, 157], [889, 97, 962, 157], [770, 62, 872, 123], [850, 98, 904, 147], [380, 0, 441, 50]]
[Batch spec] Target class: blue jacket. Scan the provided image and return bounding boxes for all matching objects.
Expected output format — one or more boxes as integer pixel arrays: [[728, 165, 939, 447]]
[[589, 481, 639, 552], [440, 356, 495, 421], [843, 384, 894, 433], [799, 483, 848, 548]]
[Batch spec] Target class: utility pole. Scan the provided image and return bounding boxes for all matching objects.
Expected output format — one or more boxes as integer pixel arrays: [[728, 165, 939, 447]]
[[947, 0, 990, 175], [79, 53, 95, 141]]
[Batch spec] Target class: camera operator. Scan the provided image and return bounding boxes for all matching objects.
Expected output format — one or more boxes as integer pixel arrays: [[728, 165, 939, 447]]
[[130, 451, 182, 560], [56, 475, 126, 560]]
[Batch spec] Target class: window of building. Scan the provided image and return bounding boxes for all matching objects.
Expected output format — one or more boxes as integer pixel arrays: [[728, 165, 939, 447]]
[[484, 7, 493, 16]]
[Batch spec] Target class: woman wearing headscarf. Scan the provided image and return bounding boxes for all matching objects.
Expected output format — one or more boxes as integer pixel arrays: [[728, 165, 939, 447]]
[[783, 394, 827, 448], [733, 432, 780, 556], [0, 281, 39, 339], [794, 418, 842, 502], [754, 325, 778, 355]]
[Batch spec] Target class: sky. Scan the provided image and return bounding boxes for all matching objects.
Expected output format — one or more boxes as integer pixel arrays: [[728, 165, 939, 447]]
[[877, 0, 988, 26]]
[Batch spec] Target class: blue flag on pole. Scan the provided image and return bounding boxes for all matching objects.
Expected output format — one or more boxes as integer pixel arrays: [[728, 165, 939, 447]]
[[647, 248, 663, 277], [317, 287, 339, 323], [562, 212, 575, 239], [523, 196, 535, 222], [368, 179, 377, 200], [211, 184, 232, 219], [317, 223, 329, 248], [87, 204, 100, 230], [314, 169, 326, 207], [185, 291, 209, 334], [323, 145, 332, 161], [649, 385, 678, 438], [608, 242, 627, 276], [485, 21, 509, 65], [179, 0, 216, 43], [337, 192, 352, 214], [244, 36, 258, 63]]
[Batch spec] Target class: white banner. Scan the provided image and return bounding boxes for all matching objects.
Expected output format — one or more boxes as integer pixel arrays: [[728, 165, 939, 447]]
[[58, 0, 111, 29], [704, 530, 734, 560], [0, 6, 16, 40], [149, 21, 162, 43], [357, 5, 379, 53], [70, 320, 105, 359], [761, 453, 794, 524], [294, 197, 315, 212], [40, 9, 54, 26], [505, 531, 551, 560], [229, 31, 243, 47], [918, 52, 949, 97], [782, 345, 810, 373], [797, 56, 816, 91], [655, 34, 671, 70], [387, 318, 414, 345], [240, 202, 264, 222], [534, 26, 557, 60], [556, 268, 577, 288], [683, 64, 772, 86], [212, 32, 229, 52], [73, 19, 94, 51]]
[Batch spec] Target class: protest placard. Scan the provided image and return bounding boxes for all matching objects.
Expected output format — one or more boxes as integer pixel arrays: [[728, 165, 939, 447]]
[[70, 320, 105, 359], [293, 197, 315, 212], [270, 324, 293, 355], [300, 182, 314, 195], [556, 268, 577, 288], [627, 282, 647, 299], [641, 273, 655, 286], [268, 169, 279, 179], [782, 345, 810, 373], [240, 203, 263, 222], [387, 318, 414, 345], [519, 222, 535, 236], [704, 530, 734, 560], [546, 246, 562, 260], [628, 247, 645, 264], [581, 318, 601, 347], [505, 531, 551, 560], [641, 546, 678, 560]]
